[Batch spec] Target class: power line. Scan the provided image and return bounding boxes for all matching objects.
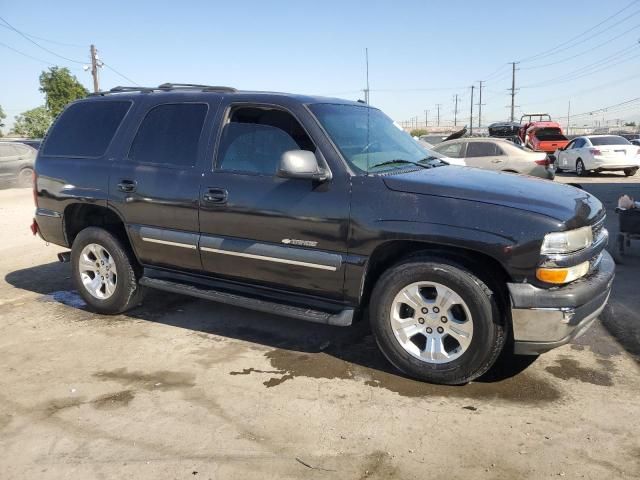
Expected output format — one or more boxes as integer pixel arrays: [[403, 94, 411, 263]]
[[521, 23, 640, 70], [102, 62, 140, 86], [519, 0, 640, 63], [0, 22, 85, 48], [0, 40, 56, 66], [0, 15, 86, 64]]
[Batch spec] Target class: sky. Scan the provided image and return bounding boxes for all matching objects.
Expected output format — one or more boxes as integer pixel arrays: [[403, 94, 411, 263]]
[[1, 0, 639, 131]]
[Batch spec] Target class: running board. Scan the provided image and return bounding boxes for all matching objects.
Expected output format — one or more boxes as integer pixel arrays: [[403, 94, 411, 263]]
[[138, 276, 353, 326]]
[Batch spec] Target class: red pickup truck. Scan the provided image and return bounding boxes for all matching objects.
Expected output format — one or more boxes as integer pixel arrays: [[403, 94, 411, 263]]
[[519, 114, 570, 154]]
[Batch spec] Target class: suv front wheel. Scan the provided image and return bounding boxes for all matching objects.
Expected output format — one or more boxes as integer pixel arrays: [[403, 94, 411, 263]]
[[71, 227, 144, 314], [370, 257, 506, 385]]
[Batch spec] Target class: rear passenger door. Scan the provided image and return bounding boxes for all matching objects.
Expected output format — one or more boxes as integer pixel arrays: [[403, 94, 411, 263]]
[[0, 144, 20, 181], [464, 142, 505, 170], [109, 98, 219, 272]]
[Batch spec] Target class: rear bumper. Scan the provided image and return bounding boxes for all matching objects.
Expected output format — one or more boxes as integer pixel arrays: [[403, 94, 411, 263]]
[[34, 207, 67, 246], [591, 157, 640, 170], [508, 250, 615, 355]]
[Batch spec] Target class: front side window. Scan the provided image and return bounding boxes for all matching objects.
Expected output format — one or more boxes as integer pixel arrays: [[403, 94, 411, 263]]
[[43, 101, 131, 157], [434, 142, 464, 158], [129, 103, 207, 167], [217, 106, 314, 175], [309, 103, 439, 173]]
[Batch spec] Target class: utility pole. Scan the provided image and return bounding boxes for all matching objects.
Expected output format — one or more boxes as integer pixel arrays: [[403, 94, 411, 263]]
[[364, 48, 370, 105], [453, 94, 459, 127], [424, 109, 429, 128], [470, 85, 475, 135], [509, 62, 519, 122], [477, 81, 484, 130], [90, 44, 100, 93], [436, 104, 442, 126], [567, 100, 571, 136]]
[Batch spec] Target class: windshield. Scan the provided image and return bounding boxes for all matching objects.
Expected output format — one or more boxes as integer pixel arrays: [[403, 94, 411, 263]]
[[309, 103, 440, 172], [589, 136, 631, 146]]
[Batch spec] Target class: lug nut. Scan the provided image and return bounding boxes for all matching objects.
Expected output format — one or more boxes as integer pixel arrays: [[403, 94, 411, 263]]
[[421, 307, 428, 314], [432, 307, 440, 313], [441, 316, 448, 323], [437, 326, 444, 334], [426, 327, 433, 334], [418, 318, 425, 324]]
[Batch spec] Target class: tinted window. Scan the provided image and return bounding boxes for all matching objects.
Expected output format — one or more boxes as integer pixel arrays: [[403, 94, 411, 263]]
[[573, 138, 585, 148], [218, 123, 300, 174], [434, 142, 464, 158], [43, 101, 130, 157], [589, 136, 631, 146], [217, 107, 314, 175], [129, 103, 207, 167], [466, 142, 500, 157]]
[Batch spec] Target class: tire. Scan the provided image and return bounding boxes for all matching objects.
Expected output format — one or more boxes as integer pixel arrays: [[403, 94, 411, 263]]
[[71, 227, 144, 314], [623, 167, 638, 177], [576, 159, 587, 177], [17, 167, 33, 188], [369, 257, 507, 385]]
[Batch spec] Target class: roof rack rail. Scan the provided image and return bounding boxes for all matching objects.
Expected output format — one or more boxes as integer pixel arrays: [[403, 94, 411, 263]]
[[88, 83, 237, 97], [157, 83, 237, 92]]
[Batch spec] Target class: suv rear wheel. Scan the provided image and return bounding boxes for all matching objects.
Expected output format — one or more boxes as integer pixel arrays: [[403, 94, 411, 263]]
[[369, 257, 506, 385], [71, 227, 144, 314]]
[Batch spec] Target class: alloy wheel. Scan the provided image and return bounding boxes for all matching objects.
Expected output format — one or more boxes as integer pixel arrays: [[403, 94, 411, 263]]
[[78, 243, 118, 299], [390, 281, 473, 364]]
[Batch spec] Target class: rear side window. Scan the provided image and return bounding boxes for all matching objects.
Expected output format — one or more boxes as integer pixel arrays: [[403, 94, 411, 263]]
[[466, 142, 500, 157], [43, 101, 131, 157], [129, 103, 208, 167], [589, 136, 631, 146]]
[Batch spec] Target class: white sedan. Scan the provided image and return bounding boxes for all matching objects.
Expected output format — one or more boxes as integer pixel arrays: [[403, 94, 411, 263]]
[[555, 135, 640, 177]]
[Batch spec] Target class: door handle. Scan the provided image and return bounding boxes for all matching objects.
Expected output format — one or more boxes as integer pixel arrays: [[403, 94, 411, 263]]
[[202, 188, 228, 204], [117, 179, 137, 193]]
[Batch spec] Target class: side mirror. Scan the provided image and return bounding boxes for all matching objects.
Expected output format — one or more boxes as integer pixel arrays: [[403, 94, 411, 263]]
[[277, 150, 329, 181]]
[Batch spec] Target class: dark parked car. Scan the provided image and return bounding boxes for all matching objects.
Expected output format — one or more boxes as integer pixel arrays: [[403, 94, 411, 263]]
[[0, 141, 37, 187], [32, 84, 614, 385]]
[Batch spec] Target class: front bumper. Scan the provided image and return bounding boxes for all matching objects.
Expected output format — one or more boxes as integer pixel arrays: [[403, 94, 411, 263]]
[[508, 250, 615, 355]]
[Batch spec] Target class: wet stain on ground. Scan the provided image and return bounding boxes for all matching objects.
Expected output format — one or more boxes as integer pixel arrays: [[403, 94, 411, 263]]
[[545, 358, 613, 386], [358, 450, 397, 479], [229, 367, 285, 376], [93, 368, 196, 391], [0, 413, 13, 430], [254, 344, 562, 404], [42, 397, 87, 417], [91, 390, 135, 410]]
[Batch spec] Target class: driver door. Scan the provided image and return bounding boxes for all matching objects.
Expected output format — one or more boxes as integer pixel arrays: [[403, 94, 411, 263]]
[[198, 102, 351, 300]]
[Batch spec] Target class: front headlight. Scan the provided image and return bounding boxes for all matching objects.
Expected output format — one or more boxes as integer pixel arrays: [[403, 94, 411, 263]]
[[541, 226, 593, 255]]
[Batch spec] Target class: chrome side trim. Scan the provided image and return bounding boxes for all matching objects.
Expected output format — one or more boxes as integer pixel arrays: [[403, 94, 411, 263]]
[[200, 246, 337, 271], [141, 237, 197, 250]]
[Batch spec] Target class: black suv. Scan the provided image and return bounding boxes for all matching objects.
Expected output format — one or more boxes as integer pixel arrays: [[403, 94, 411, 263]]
[[32, 84, 614, 385]]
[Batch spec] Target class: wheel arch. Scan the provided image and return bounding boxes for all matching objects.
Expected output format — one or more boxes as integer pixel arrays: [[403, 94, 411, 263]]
[[63, 203, 132, 251], [360, 240, 512, 315]]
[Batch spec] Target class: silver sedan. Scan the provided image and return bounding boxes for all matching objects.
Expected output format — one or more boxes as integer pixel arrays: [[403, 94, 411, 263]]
[[432, 137, 554, 179]]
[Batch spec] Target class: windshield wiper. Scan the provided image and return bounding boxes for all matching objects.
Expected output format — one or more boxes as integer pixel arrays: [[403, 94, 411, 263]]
[[369, 159, 430, 170], [418, 156, 447, 166]]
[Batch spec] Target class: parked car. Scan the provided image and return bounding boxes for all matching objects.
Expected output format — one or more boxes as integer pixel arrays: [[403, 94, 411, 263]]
[[0, 141, 37, 187], [418, 134, 449, 145], [555, 135, 640, 177], [488, 122, 520, 138], [431, 137, 554, 179], [630, 139, 640, 147], [415, 139, 466, 166], [32, 84, 613, 385]]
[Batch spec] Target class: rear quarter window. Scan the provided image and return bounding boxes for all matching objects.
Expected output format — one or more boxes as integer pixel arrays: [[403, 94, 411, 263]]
[[42, 101, 131, 157]]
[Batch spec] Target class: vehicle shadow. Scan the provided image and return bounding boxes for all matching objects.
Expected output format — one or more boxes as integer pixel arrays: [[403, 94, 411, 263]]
[[5, 261, 539, 391]]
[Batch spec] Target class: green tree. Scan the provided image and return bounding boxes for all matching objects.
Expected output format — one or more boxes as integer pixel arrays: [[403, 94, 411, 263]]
[[11, 106, 53, 138], [623, 121, 637, 127], [0, 104, 6, 137], [39, 67, 88, 117]]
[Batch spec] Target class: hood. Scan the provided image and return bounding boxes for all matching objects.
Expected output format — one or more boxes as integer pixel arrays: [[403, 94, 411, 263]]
[[382, 166, 603, 227]]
